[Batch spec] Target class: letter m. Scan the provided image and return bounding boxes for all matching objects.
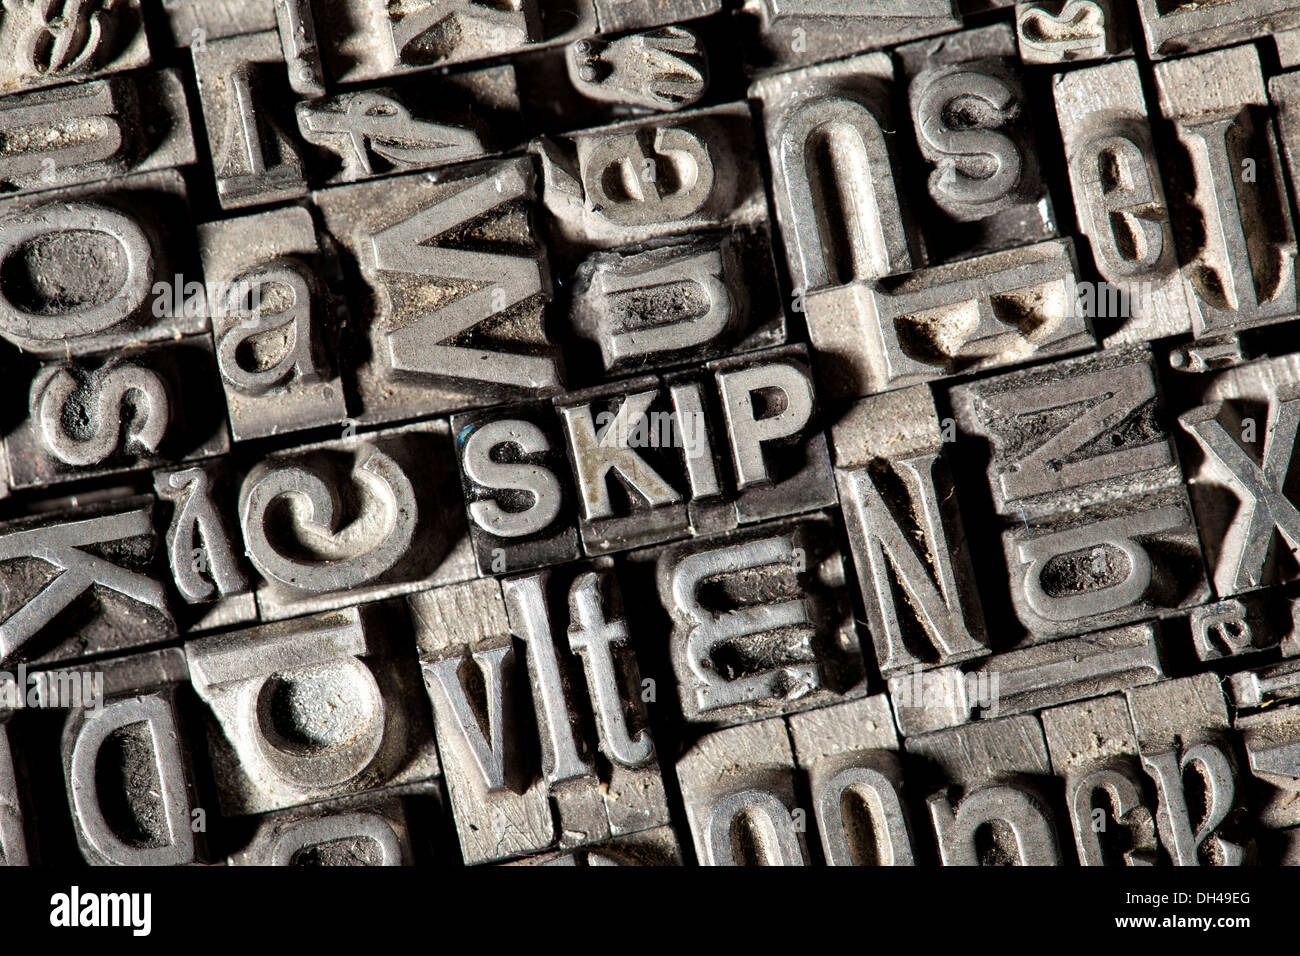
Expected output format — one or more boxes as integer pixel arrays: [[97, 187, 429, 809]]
[[369, 157, 559, 390], [101, 894, 130, 927]]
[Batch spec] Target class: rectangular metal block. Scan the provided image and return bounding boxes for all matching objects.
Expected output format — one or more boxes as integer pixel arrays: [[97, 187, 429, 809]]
[[408, 577, 511, 657], [238, 419, 477, 621], [805, 239, 1092, 400], [743, 0, 961, 72], [4, 335, 229, 491], [313, 156, 561, 426], [0, 169, 208, 357], [1053, 58, 1192, 347], [32, 645, 187, 708], [652, 513, 866, 727], [951, 343, 1180, 520], [830, 384, 945, 469], [1271, 71, 1300, 237], [162, 0, 277, 46], [906, 713, 1052, 785], [451, 401, 582, 576], [788, 694, 899, 761], [895, 16, 1020, 75], [0, 0, 151, 94], [534, 103, 768, 267], [676, 717, 809, 866], [834, 384, 989, 675], [1043, 694, 1141, 779], [1277, 29, 1300, 68], [193, 30, 307, 210], [906, 715, 1063, 864], [1236, 702, 1300, 830], [1154, 44, 1298, 337], [1135, 0, 1300, 59], [1041, 694, 1158, 866], [187, 603, 441, 816], [788, 695, 915, 865], [890, 623, 1164, 736], [1126, 671, 1231, 749], [0, 69, 194, 197], [594, 0, 719, 33], [979, 624, 1164, 716], [197, 205, 347, 442]]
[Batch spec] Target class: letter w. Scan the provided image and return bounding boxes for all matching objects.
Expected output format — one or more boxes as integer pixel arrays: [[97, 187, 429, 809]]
[[369, 161, 558, 389]]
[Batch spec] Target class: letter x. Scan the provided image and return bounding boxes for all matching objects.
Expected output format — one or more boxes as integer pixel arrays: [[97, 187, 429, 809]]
[[1181, 389, 1300, 594]]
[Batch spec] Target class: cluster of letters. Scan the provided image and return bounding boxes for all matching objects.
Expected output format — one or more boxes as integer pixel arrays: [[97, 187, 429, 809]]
[[5, 0, 1300, 867]]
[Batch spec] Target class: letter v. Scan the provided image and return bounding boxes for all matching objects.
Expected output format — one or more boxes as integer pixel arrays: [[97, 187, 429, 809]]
[[422, 646, 514, 791]]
